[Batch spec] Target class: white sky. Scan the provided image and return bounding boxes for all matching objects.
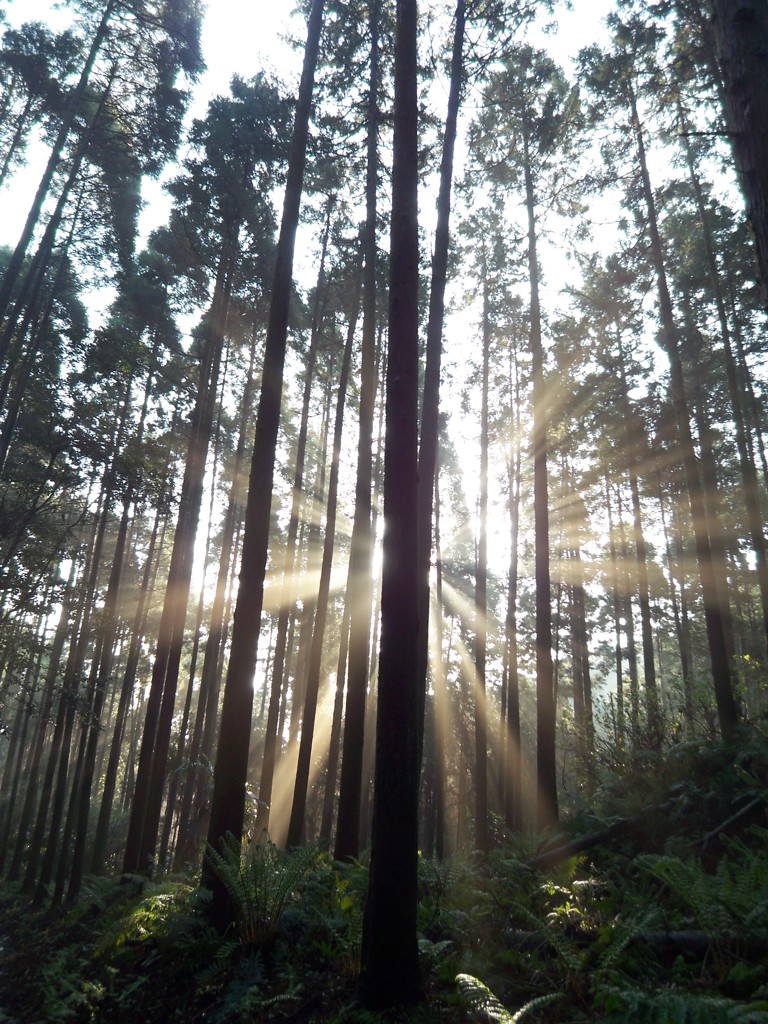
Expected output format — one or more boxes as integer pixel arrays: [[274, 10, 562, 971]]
[[0, 1, 617, 249]]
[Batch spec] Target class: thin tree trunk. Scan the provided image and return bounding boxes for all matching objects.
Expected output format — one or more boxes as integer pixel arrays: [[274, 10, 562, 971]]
[[333, 3, 380, 863], [415, 0, 466, 758], [524, 127, 556, 832], [203, 0, 324, 924], [319, 594, 350, 843], [255, 198, 333, 839], [91, 467, 169, 874], [0, 0, 116, 332], [287, 278, 359, 848], [678, 112, 768, 661], [474, 268, 490, 854], [124, 251, 233, 874], [630, 82, 738, 740], [171, 335, 259, 871]]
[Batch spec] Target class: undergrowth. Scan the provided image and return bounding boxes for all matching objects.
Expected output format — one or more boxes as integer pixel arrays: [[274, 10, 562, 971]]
[[1, 729, 767, 1022]]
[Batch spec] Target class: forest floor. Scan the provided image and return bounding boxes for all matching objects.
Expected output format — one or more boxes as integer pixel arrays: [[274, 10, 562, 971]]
[[2, 729, 768, 1023]]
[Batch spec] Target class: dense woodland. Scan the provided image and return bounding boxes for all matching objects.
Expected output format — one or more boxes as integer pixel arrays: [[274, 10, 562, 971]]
[[1, 0, 768, 1019]]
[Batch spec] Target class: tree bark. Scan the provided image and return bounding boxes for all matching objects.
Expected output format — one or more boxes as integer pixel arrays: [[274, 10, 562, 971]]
[[202, 0, 324, 924], [524, 126, 557, 833], [359, 0, 422, 1006], [630, 82, 738, 740], [710, 0, 768, 303], [287, 278, 358, 848], [255, 199, 332, 840]]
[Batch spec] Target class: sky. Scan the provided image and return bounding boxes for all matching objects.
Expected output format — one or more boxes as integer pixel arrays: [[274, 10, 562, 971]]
[[0, 1, 618, 251]]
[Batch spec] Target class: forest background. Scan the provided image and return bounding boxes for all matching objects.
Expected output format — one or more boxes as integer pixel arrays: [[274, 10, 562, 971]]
[[0, 0, 767, 1016]]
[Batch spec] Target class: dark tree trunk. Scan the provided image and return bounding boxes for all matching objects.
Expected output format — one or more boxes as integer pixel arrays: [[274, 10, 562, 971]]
[[359, 0, 422, 1007], [202, 0, 324, 925], [710, 0, 768, 302], [524, 127, 557, 833], [333, 2, 381, 863]]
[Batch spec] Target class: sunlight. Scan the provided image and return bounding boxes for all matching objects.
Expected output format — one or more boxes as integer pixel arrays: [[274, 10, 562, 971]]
[[440, 577, 502, 643], [255, 684, 337, 848], [262, 564, 348, 612]]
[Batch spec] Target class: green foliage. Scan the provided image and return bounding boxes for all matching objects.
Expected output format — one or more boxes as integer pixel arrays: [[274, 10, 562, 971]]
[[3, 734, 768, 1022], [595, 986, 768, 1023], [204, 834, 320, 946], [456, 973, 563, 1022], [639, 827, 768, 966]]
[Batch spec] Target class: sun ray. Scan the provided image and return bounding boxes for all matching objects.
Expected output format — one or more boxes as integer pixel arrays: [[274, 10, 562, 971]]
[[253, 682, 337, 847]]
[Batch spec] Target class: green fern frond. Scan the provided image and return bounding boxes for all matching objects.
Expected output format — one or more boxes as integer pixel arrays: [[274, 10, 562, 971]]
[[640, 840, 768, 947], [597, 985, 768, 1023], [596, 910, 657, 973], [510, 992, 564, 1022], [456, 972, 515, 1021], [512, 903, 582, 974], [204, 834, 319, 946]]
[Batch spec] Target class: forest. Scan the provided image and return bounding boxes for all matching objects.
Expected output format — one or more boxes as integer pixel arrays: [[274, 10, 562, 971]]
[[0, 0, 768, 1020]]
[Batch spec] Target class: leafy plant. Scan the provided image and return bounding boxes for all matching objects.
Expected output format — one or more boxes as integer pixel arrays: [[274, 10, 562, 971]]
[[204, 833, 319, 946], [640, 827, 768, 962], [456, 972, 562, 1022], [595, 985, 768, 1023]]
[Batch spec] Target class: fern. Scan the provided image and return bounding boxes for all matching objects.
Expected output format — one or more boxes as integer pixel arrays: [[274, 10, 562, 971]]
[[511, 902, 582, 974], [456, 972, 515, 1021], [204, 834, 318, 946], [597, 985, 768, 1023], [640, 831, 768, 952], [510, 993, 565, 1022], [596, 910, 657, 973], [456, 973, 562, 1022]]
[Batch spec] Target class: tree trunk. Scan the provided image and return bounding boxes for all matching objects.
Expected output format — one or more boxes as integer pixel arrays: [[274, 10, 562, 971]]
[[171, 335, 258, 871], [630, 82, 739, 740], [474, 269, 490, 855], [0, 0, 116, 331], [678, 112, 768, 662], [359, 0, 422, 1006], [710, 0, 768, 302], [255, 198, 333, 840], [415, 0, 466, 759], [333, 2, 381, 863], [287, 278, 359, 848], [319, 594, 350, 842], [123, 250, 233, 875], [203, 0, 324, 925], [524, 127, 557, 833]]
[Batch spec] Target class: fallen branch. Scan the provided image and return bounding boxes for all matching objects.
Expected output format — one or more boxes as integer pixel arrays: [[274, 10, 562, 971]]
[[697, 795, 765, 853], [527, 804, 672, 869]]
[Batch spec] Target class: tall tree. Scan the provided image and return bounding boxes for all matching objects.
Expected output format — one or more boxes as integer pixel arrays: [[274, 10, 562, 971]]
[[202, 0, 325, 926], [580, 14, 739, 741], [710, 0, 768, 303], [123, 75, 288, 874], [359, 0, 422, 1007], [334, 0, 382, 865]]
